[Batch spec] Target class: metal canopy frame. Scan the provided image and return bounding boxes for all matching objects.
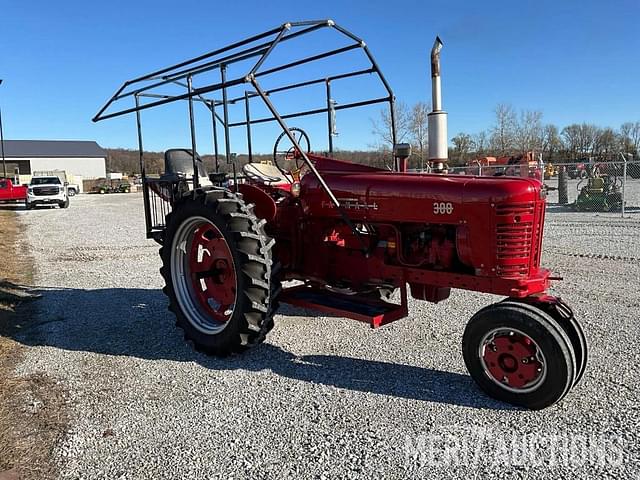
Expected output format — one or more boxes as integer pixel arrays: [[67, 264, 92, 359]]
[[94, 20, 396, 182], [94, 20, 397, 244]]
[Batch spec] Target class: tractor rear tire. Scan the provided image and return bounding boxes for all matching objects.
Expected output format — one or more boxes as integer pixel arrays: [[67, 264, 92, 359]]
[[462, 302, 576, 410], [160, 190, 277, 356]]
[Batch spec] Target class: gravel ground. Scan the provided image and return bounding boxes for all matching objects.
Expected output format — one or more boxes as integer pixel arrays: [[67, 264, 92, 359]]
[[13, 191, 640, 479]]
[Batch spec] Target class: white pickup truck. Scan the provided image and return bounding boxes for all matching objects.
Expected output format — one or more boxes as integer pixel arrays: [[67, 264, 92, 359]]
[[26, 175, 70, 209], [32, 169, 80, 195]]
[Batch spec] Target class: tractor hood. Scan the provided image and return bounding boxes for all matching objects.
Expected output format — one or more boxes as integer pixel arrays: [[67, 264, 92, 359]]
[[300, 165, 543, 224]]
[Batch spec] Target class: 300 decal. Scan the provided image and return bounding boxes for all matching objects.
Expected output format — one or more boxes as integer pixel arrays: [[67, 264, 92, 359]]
[[433, 202, 454, 215]]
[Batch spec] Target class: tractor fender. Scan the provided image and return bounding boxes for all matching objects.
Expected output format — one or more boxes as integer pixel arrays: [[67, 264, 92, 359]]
[[237, 184, 277, 222]]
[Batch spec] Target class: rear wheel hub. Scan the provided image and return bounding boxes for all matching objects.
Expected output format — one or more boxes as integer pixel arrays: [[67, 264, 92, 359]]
[[171, 217, 237, 334]]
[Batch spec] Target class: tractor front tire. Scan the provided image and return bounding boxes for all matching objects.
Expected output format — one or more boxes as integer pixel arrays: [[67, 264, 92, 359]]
[[160, 190, 276, 356], [501, 299, 588, 386], [59, 198, 70, 209], [462, 302, 576, 410]]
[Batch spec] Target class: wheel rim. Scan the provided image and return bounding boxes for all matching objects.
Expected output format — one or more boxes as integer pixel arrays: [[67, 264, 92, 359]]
[[479, 328, 547, 393], [171, 216, 237, 334]]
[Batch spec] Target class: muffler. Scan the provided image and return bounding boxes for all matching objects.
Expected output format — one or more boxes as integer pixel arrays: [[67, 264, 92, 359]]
[[428, 36, 448, 172]]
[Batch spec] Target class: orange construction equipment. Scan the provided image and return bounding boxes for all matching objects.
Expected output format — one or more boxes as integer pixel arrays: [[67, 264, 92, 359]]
[[466, 152, 542, 181]]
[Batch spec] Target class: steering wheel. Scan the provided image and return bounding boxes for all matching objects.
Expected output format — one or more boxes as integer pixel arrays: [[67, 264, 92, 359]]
[[272, 127, 311, 176]]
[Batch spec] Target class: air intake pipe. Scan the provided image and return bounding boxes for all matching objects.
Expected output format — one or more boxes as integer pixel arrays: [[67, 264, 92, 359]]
[[428, 36, 448, 171]]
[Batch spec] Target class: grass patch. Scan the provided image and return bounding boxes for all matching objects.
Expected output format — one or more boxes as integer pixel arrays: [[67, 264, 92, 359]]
[[0, 211, 68, 480]]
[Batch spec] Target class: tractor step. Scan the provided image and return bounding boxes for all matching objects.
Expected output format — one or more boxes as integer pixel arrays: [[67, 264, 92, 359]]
[[279, 285, 408, 328]]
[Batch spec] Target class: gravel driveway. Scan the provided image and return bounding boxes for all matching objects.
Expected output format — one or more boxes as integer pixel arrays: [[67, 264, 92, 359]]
[[13, 192, 640, 479]]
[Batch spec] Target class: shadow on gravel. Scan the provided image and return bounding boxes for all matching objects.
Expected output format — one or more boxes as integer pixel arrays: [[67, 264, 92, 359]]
[[0, 204, 25, 211], [11, 286, 511, 411]]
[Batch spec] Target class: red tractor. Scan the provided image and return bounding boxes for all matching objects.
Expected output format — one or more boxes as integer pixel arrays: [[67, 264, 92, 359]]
[[94, 21, 586, 409]]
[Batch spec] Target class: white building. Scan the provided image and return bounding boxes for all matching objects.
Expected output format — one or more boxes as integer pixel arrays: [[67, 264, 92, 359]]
[[1, 140, 107, 190]]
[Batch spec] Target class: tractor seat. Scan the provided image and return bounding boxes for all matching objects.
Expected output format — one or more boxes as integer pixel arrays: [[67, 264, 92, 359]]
[[164, 149, 208, 177], [588, 177, 605, 193], [242, 162, 292, 186]]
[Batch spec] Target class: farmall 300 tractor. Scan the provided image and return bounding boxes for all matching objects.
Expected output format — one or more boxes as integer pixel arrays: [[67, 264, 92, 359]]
[[94, 21, 587, 409]]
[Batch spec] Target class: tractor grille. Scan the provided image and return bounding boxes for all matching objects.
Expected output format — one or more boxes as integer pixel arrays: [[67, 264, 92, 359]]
[[495, 202, 535, 216], [33, 186, 60, 196], [531, 202, 545, 267], [495, 222, 533, 277]]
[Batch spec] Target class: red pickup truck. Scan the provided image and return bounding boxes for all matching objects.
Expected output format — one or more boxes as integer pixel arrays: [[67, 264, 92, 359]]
[[0, 178, 28, 202]]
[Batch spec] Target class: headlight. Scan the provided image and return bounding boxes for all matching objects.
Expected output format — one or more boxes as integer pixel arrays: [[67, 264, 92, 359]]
[[27, 187, 33, 194]]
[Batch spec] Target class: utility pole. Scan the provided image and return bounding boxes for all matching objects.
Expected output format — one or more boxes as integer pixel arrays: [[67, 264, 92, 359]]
[[0, 79, 6, 179]]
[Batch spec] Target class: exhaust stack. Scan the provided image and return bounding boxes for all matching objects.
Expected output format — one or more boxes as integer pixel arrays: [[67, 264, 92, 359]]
[[428, 36, 448, 169]]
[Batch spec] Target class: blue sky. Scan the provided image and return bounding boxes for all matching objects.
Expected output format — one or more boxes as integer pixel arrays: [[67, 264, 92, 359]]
[[1, 0, 638, 154]]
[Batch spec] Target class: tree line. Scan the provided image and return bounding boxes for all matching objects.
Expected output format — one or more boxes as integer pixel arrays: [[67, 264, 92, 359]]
[[104, 146, 395, 175], [104, 148, 393, 175], [371, 102, 640, 168], [104, 103, 640, 174]]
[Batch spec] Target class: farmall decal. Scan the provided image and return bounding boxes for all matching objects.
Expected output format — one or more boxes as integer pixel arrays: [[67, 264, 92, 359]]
[[322, 197, 379, 210]]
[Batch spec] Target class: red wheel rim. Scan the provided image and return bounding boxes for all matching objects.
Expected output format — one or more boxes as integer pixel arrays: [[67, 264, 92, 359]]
[[188, 223, 237, 323], [171, 217, 237, 334], [480, 328, 546, 392]]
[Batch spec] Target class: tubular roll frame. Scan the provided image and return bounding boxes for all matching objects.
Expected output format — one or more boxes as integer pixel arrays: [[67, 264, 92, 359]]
[[93, 20, 397, 241]]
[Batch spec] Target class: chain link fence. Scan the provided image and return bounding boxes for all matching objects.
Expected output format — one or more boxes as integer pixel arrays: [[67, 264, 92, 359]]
[[540, 159, 640, 268], [447, 158, 640, 217], [544, 160, 640, 217], [448, 157, 640, 263]]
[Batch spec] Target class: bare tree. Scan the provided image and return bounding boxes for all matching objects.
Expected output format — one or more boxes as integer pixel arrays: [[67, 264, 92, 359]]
[[593, 127, 619, 160], [451, 132, 474, 164], [514, 110, 543, 153], [472, 130, 489, 156], [371, 101, 410, 151], [490, 103, 517, 155], [540, 124, 562, 161], [408, 102, 430, 170], [561, 123, 602, 160], [620, 121, 640, 155], [561, 124, 580, 160]]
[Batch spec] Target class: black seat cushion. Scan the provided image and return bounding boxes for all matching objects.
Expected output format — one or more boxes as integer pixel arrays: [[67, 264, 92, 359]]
[[164, 149, 208, 178]]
